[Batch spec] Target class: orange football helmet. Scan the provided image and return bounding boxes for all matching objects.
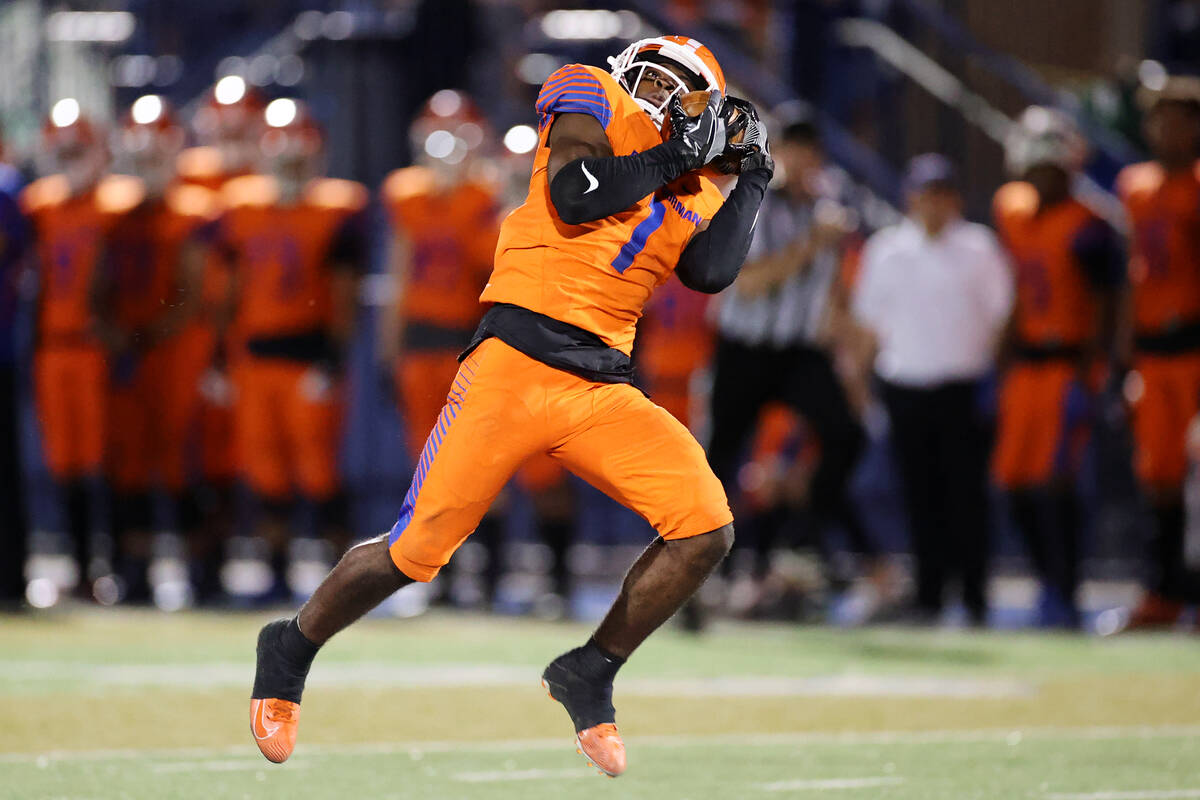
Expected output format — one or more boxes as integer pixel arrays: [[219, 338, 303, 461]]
[[41, 98, 107, 192], [608, 35, 726, 125], [116, 94, 186, 194]]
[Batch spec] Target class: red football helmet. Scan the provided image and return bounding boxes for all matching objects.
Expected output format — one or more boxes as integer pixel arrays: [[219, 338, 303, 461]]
[[608, 36, 727, 126], [116, 95, 186, 194], [41, 98, 107, 192], [260, 98, 323, 196], [190, 76, 267, 177]]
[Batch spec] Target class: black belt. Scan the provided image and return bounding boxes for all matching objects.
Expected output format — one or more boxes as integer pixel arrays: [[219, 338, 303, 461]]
[[460, 303, 636, 386], [246, 329, 336, 363], [1011, 341, 1085, 363], [1135, 318, 1200, 355]]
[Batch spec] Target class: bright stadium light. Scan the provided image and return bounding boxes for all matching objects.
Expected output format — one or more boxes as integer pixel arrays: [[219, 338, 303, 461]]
[[214, 75, 247, 106], [428, 89, 464, 118], [1138, 59, 1168, 91], [131, 94, 164, 125], [503, 124, 538, 154], [424, 129, 456, 159], [50, 98, 81, 128], [46, 11, 135, 43], [541, 9, 624, 40], [265, 98, 299, 128]]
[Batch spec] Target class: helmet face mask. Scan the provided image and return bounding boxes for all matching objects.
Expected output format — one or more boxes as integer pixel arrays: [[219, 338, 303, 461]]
[[1004, 106, 1086, 178], [608, 36, 725, 126]]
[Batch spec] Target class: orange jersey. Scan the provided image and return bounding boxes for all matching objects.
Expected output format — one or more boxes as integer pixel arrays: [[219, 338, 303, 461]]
[[1117, 160, 1200, 335], [382, 166, 499, 329], [483, 63, 727, 355], [106, 183, 220, 331], [216, 175, 367, 339], [22, 174, 143, 341], [993, 181, 1124, 348], [637, 274, 713, 379]]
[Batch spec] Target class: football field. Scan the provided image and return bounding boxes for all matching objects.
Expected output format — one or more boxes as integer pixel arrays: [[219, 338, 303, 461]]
[[2, 609, 1199, 799]]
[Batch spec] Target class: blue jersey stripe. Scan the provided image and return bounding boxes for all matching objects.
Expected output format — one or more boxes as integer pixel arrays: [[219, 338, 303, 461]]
[[388, 370, 475, 548], [536, 66, 612, 129]]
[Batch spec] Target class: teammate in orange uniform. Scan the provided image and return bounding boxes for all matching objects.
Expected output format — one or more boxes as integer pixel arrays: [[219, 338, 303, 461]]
[[22, 100, 142, 600], [1113, 76, 1200, 628], [95, 96, 219, 602], [637, 273, 714, 429], [250, 36, 772, 775], [992, 107, 1126, 628], [214, 99, 366, 597], [379, 91, 511, 604]]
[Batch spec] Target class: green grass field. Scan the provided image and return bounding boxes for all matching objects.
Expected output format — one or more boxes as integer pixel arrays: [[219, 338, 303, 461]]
[[2, 608, 1199, 799]]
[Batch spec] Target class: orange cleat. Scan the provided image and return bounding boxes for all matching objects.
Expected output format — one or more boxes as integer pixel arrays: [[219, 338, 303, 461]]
[[576, 723, 626, 777], [541, 676, 627, 777], [250, 697, 300, 763]]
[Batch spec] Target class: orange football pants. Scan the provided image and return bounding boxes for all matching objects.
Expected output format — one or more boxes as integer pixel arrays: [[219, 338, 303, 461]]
[[387, 338, 732, 582], [1129, 352, 1200, 489], [992, 361, 1091, 488], [395, 348, 567, 492], [107, 344, 174, 492], [35, 345, 107, 478], [233, 356, 341, 499]]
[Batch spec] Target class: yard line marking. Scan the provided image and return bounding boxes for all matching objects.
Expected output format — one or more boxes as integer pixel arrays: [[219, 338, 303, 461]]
[[151, 759, 311, 774], [0, 661, 1033, 698], [1045, 792, 1200, 800], [760, 776, 905, 791], [3, 724, 1200, 765], [452, 767, 596, 783]]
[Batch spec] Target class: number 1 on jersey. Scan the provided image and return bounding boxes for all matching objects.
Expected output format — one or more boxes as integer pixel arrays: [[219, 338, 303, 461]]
[[610, 199, 667, 273]]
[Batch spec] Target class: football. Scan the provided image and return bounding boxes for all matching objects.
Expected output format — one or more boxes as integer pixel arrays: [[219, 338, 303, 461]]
[[660, 90, 747, 177]]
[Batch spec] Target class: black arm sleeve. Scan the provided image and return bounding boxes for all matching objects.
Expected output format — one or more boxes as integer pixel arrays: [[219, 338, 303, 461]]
[[548, 140, 691, 225], [674, 167, 771, 294]]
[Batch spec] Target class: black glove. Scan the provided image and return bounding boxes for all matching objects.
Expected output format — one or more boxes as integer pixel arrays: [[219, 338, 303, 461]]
[[666, 90, 728, 172], [721, 97, 774, 176]]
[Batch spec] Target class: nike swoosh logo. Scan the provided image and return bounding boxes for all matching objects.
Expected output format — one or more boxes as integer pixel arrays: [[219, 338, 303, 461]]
[[581, 162, 599, 194], [252, 700, 279, 740]]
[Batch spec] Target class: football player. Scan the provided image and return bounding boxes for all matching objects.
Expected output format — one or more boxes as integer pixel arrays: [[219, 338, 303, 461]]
[[98, 96, 219, 602], [250, 36, 771, 776], [992, 107, 1126, 628], [22, 100, 142, 600], [213, 99, 367, 598], [1113, 75, 1200, 629]]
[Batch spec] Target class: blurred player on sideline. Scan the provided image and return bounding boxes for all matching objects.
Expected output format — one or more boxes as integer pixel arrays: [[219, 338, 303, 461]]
[[379, 91, 508, 606], [0, 128, 30, 606], [97, 96, 219, 602], [22, 101, 142, 601], [250, 36, 772, 776], [1112, 76, 1200, 629], [992, 107, 1126, 628], [213, 99, 366, 599]]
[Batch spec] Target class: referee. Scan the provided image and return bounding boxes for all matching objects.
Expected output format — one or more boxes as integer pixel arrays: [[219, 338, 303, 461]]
[[853, 154, 1013, 624], [707, 119, 876, 586]]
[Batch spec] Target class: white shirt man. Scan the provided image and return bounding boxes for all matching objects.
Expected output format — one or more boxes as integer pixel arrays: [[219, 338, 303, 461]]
[[851, 153, 1012, 626]]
